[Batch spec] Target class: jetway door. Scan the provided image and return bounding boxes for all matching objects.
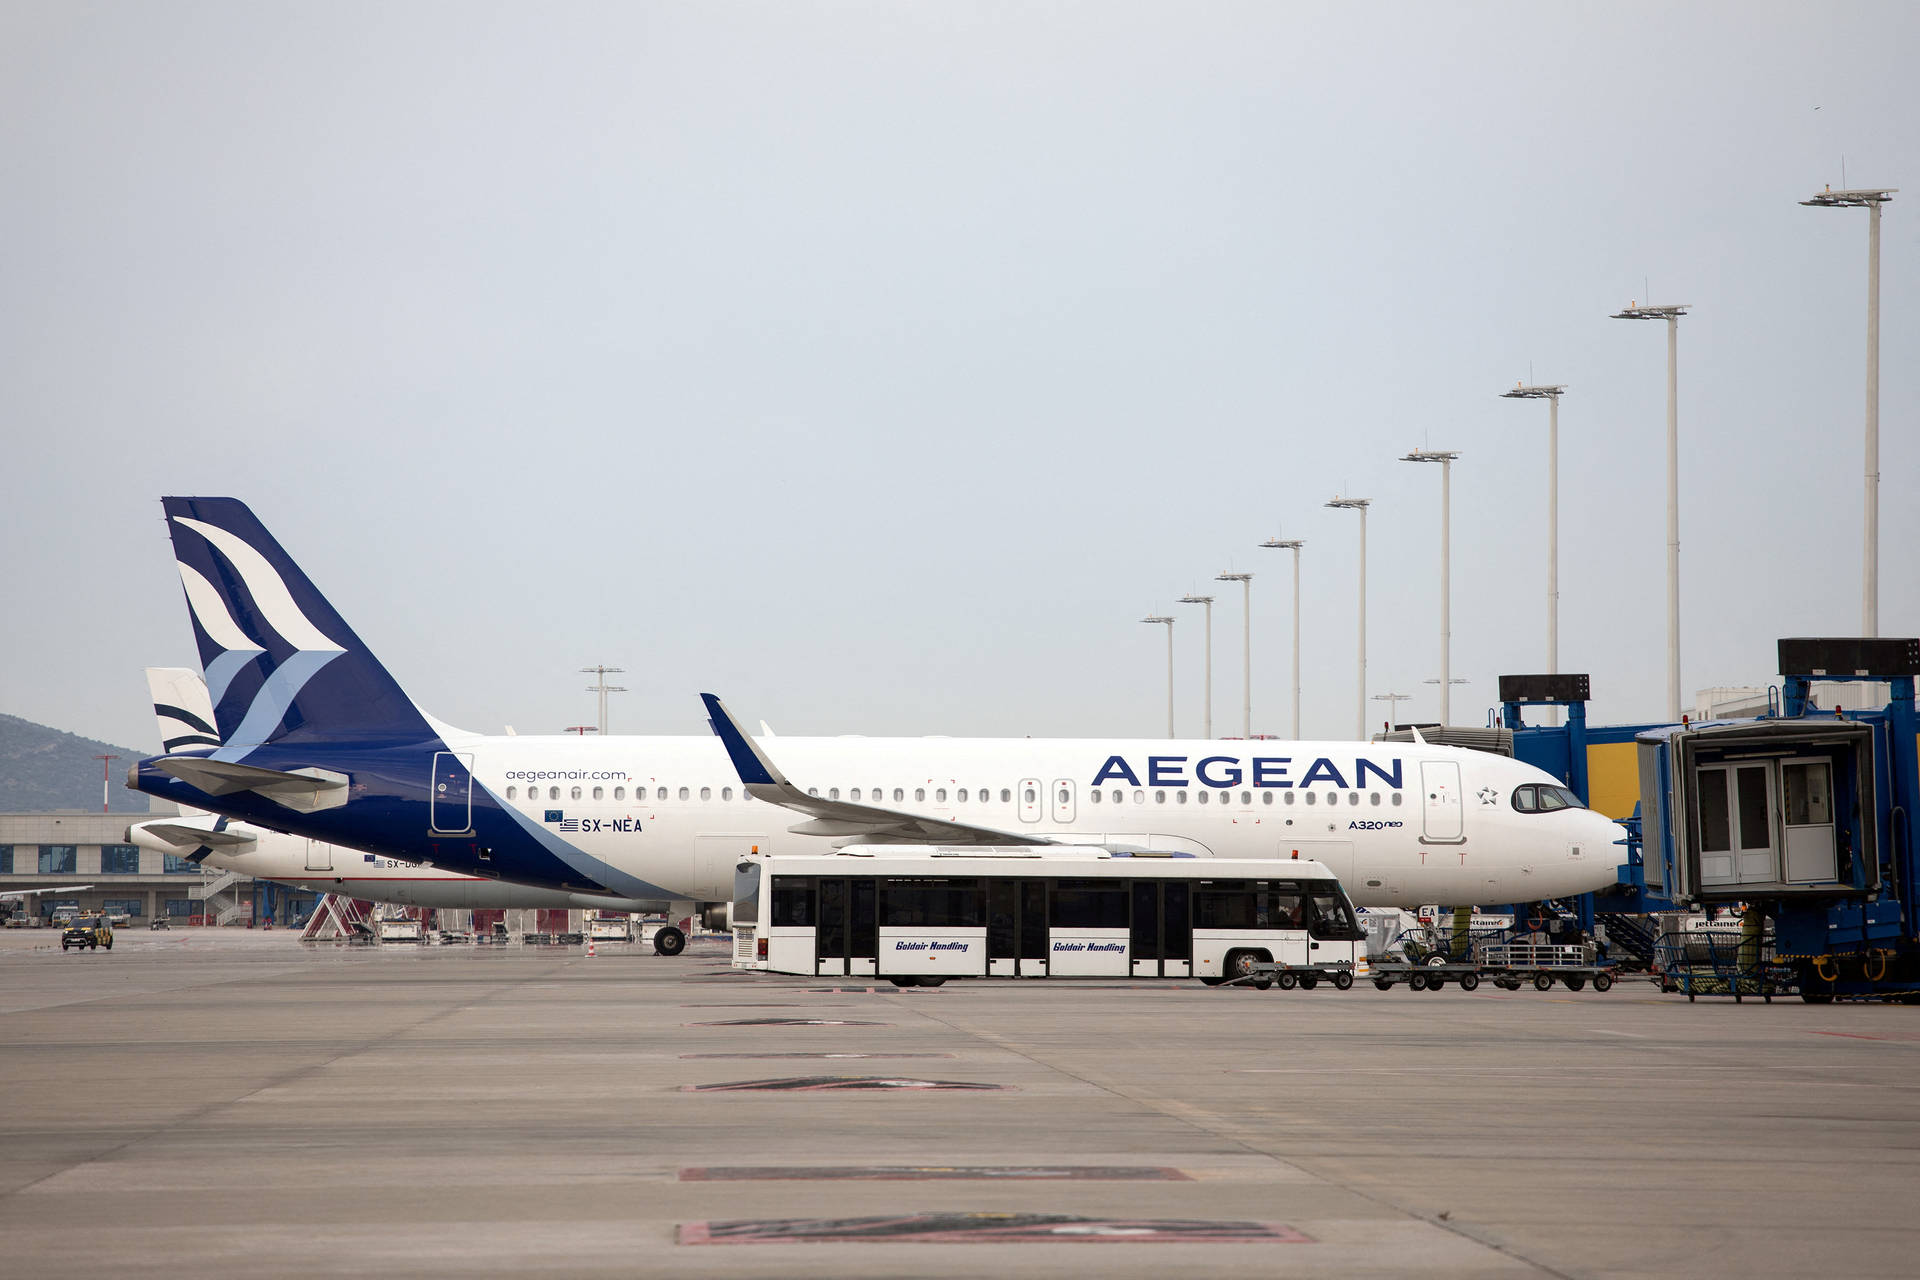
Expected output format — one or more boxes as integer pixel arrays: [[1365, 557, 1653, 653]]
[[1420, 760, 1464, 842]]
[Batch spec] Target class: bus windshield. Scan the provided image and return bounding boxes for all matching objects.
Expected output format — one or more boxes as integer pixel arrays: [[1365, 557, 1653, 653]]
[[1303, 882, 1366, 941]]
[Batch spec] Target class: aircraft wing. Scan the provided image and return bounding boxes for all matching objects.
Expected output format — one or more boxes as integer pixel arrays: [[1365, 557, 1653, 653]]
[[0, 884, 96, 901], [701, 693, 1051, 846]]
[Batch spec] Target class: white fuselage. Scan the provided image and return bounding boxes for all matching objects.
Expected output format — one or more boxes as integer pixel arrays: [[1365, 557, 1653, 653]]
[[437, 729, 1627, 908]]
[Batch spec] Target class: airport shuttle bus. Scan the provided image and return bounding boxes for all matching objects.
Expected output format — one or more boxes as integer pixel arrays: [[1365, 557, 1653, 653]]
[[730, 845, 1367, 986]]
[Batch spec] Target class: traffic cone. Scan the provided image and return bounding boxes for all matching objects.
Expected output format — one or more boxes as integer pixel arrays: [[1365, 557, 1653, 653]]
[[587, 937, 597, 958]]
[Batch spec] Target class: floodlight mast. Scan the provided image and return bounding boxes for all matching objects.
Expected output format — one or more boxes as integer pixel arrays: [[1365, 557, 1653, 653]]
[[1260, 537, 1304, 738], [580, 665, 627, 735], [1325, 496, 1372, 738], [1501, 383, 1567, 726], [1177, 593, 1214, 739], [1611, 301, 1689, 720], [1802, 186, 1896, 636], [1142, 616, 1176, 737], [1400, 449, 1461, 725], [1216, 572, 1253, 738], [1371, 691, 1410, 735]]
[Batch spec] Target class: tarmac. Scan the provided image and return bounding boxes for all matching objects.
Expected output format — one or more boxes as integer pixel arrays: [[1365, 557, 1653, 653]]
[[2, 928, 1918, 1277]]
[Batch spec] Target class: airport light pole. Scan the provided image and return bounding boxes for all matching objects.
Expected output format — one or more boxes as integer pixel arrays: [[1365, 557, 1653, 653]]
[[1260, 537, 1304, 739], [580, 665, 627, 735], [1216, 572, 1253, 739], [1611, 302, 1689, 720], [1371, 692, 1411, 734], [1424, 677, 1468, 724], [1325, 496, 1372, 739], [1178, 593, 1214, 739], [1142, 616, 1176, 736], [1802, 186, 1896, 636], [1501, 383, 1566, 725], [1400, 449, 1461, 725]]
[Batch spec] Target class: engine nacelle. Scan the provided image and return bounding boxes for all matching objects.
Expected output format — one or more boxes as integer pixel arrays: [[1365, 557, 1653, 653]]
[[699, 902, 730, 932]]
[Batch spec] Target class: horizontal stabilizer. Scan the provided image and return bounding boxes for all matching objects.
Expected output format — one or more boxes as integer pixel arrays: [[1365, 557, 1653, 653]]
[[152, 756, 350, 813], [133, 822, 255, 850]]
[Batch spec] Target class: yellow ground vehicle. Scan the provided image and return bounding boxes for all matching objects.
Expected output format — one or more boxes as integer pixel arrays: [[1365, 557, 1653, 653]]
[[61, 916, 113, 951]]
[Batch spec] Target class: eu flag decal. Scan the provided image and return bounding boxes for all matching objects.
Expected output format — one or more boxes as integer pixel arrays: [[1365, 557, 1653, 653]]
[[545, 809, 563, 823]]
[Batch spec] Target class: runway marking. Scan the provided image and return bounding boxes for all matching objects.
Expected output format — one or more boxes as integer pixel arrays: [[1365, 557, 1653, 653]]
[[683, 1018, 888, 1027], [1590, 1029, 1647, 1037], [676, 1212, 1307, 1244], [683, 1075, 1009, 1093], [680, 1165, 1189, 1182]]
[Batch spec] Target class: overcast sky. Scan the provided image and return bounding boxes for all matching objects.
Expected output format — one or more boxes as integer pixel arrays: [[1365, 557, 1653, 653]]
[[3, 2, 1915, 755]]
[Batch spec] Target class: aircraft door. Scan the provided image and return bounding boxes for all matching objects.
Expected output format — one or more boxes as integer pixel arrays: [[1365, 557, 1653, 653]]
[[430, 752, 474, 834], [305, 840, 332, 872], [1051, 779, 1075, 824], [1018, 778, 1042, 823], [1419, 760, 1464, 842]]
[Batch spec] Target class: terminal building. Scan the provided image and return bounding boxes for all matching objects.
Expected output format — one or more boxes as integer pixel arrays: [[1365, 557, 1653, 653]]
[[0, 809, 314, 926]]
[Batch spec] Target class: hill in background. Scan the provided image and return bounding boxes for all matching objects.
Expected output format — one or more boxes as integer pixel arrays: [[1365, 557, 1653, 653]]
[[0, 713, 157, 813]]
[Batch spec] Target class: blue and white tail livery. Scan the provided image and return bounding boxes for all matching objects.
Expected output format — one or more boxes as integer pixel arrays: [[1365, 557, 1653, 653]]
[[132, 497, 1630, 949]]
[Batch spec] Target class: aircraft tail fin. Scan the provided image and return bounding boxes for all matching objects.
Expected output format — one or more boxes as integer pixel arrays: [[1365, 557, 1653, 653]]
[[161, 497, 437, 756]]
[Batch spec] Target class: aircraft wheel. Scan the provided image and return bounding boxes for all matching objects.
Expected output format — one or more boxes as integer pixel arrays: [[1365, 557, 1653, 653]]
[[1533, 973, 1555, 992], [1274, 972, 1298, 991], [1408, 972, 1428, 992], [1423, 953, 1448, 967], [1457, 972, 1480, 992], [1563, 976, 1586, 992], [1332, 971, 1354, 992], [652, 926, 686, 956], [1592, 973, 1613, 993]]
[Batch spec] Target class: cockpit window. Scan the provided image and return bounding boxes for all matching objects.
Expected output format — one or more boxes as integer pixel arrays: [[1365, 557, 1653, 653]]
[[1512, 783, 1583, 813]]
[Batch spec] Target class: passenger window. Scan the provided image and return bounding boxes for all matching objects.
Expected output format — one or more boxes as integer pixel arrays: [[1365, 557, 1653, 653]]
[[1055, 788, 1066, 805], [1174, 791, 1186, 804], [895, 788, 906, 802], [614, 786, 624, 800], [656, 787, 667, 801], [1001, 789, 1012, 803], [592, 786, 604, 801], [1154, 790, 1166, 803], [1369, 792, 1380, 806], [850, 788, 861, 801], [1133, 790, 1145, 804], [1261, 791, 1273, 805], [915, 788, 927, 802], [1391, 792, 1404, 806], [722, 786, 733, 801], [808, 788, 819, 797], [1349, 792, 1360, 806], [1023, 787, 1035, 804], [1305, 791, 1317, 805], [937, 789, 948, 802], [1284, 791, 1295, 804], [568, 787, 579, 800], [549, 787, 560, 801], [1197, 790, 1210, 805], [1091, 790, 1102, 804], [678, 787, 690, 800], [506, 786, 516, 800], [700, 786, 712, 801], [828, 787, 840, 800], [1241, 791, 1252, 806]]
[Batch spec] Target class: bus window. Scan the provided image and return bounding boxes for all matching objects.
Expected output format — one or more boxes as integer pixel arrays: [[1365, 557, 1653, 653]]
[[1195, 885, 1255, 929], [1050, 879, 1128, 929], [1303, 883, 1366, 941], [880, 878, 984, 927], [770, 881, 814, 927]]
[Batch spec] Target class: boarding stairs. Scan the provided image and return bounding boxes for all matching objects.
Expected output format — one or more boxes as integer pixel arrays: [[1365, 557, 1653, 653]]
[[190, 867, 251, 925], [1597, 914, 1660, 971], [301, 894, 372, 942]]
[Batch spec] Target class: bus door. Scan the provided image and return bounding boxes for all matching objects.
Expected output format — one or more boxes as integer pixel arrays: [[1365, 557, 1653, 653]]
[[816, 879, 848, 976], [1131, 880, 1194, 978], [849, 879, 877, 976], [989, 880, 1019, 977], [1019, 880, 1048, 976]]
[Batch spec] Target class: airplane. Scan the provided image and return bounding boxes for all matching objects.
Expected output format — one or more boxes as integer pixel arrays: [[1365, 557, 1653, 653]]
[[132, 669, 684, 934], [1, 885, 97, 924], [127, 497, 1628, 955]]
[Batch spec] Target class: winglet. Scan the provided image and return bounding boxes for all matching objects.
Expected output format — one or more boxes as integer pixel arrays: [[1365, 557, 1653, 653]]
[[701, 693, 782, 788]]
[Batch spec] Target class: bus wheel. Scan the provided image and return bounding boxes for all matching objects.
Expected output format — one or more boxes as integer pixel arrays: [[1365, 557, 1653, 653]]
[[1274, 971, 1297, 991], [1457, 972, 1480, 993], [1533, 973, 1554, 992], [888, 977, 916, 987], [1332, 971, 1354, 991], [1225, 950, 1264, 984], [652, 926, 686, 956], [917, 977, 946, 988]]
